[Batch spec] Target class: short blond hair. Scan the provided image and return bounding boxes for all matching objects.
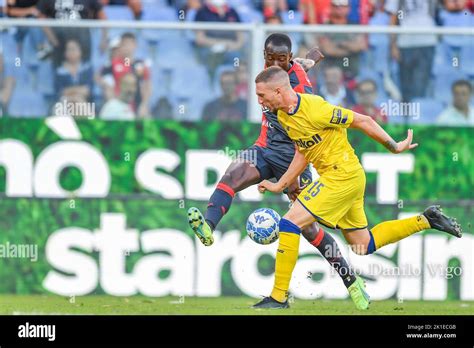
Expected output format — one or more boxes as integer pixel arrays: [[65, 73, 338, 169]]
[[255, 66, 290, 86]]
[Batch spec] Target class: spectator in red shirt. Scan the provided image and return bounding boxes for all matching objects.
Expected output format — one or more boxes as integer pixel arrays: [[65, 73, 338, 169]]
[[353, 79, 387, 123], [468, 0, 474, 12], [299, 0, 331, 24], [111, 32, 151, 118], [300, 0, 372, 25], [260, 0, 288, 21]]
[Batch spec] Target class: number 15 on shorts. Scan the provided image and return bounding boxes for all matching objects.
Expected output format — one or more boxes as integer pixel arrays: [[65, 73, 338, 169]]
[[307, 181, 325, 197]]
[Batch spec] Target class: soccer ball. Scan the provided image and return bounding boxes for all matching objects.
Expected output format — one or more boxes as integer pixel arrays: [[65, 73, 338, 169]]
[[246, 208, 280, 245]]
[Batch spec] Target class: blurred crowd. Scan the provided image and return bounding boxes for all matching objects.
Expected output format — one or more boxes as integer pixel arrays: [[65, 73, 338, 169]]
[[0, 0, 473, 125]]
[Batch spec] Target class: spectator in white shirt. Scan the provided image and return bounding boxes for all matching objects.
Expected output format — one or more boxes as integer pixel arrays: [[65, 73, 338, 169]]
[[100, 73, 136, 121], [437, 80, 474, 126], [319, 65, 355, 108]]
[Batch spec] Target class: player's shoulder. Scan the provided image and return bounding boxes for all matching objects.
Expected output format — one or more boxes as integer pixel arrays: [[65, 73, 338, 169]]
[[288, 62, 313, 93], [289, 61, 305, 73], [288, 61, 309, 83], [300, 93, 325, 105]]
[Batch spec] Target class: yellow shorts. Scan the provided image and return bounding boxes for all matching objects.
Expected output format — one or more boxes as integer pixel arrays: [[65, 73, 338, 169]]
[[296, 168, 368, 230]]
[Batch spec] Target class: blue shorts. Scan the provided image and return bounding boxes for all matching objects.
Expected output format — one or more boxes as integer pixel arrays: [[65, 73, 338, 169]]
[[239, 145, 312, 187]]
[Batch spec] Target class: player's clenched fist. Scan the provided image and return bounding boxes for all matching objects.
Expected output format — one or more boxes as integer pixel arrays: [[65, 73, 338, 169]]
[[258, 180, 283, 194], [306, 47, 325, 65]]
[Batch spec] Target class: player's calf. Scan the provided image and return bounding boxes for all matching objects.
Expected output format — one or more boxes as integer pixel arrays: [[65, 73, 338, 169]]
[[303, 224, 358, 288], [343, 205, 462, 256]]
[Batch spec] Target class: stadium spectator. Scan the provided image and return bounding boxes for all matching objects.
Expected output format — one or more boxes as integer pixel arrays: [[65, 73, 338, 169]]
[[468, 0, 474, 12], [36, 0, 107, 66], [201, 70, 246, 121], [235, 61, 249, 101], [315, 0, 368, 79], [111, 32, 151, 117], [438, 0, 474, 49], [100, 72, 136, 120], [5, 0, 46, 55], [319, 65, 355, 108], [6, 1, 39, 19], [152, 96, 174, 119], [437, 80, 474, 126], [440, 0, 474, 24], [299, 0, 331, 24], [385, 0, 437, 102], [97, 36, 121, 102], [55, 39, 93, 103], [347, 0, 372, 24], [177, 0, 202, 18], [264, 13, 283, 24], [194, 0, 245, 78], [442, 0, 471, 12], [99, 0, 146, 20], [260, 0, 288, 21], [0, 53, 16, 116], [353, 79, 387, 123], [126, 0, 142, 19]]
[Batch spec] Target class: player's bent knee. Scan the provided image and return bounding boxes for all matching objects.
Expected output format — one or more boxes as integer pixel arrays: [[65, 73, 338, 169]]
[[220, 165, 257, 191], [283, 200, 316, 229], [343, 228, 376, 255], [350, 230, 376, 255], [220, 172, 234, 187], [279, 218, 301, 235], [220, 171, 241, 191], [350, 244, 368, 255]]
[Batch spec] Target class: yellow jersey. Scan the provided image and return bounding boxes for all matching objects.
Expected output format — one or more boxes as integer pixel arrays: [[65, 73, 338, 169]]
[[277, 93, 362, 176]]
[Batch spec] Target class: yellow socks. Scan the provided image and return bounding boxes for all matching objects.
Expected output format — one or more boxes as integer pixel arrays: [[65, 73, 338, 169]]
[[271, 219, 301, 303], [370, 215, 430, 251]]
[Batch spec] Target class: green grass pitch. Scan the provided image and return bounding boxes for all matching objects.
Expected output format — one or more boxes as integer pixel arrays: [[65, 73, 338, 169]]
[[0, 295, 472, 315]]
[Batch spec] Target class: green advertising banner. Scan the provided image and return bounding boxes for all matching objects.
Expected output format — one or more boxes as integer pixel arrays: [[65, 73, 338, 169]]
[[0, 118, 472, 301]]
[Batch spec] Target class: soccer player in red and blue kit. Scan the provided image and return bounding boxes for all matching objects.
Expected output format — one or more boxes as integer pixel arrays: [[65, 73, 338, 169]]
[[188, 33, 370, 309]]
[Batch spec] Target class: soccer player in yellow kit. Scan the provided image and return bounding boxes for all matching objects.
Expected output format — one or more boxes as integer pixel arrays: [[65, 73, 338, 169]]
[[252, 66, 463, 309]]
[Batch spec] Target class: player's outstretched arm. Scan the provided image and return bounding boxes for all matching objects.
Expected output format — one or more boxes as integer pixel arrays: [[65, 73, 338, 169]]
[[350, 112, 418, 154], [258, 147, 308, 194]]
